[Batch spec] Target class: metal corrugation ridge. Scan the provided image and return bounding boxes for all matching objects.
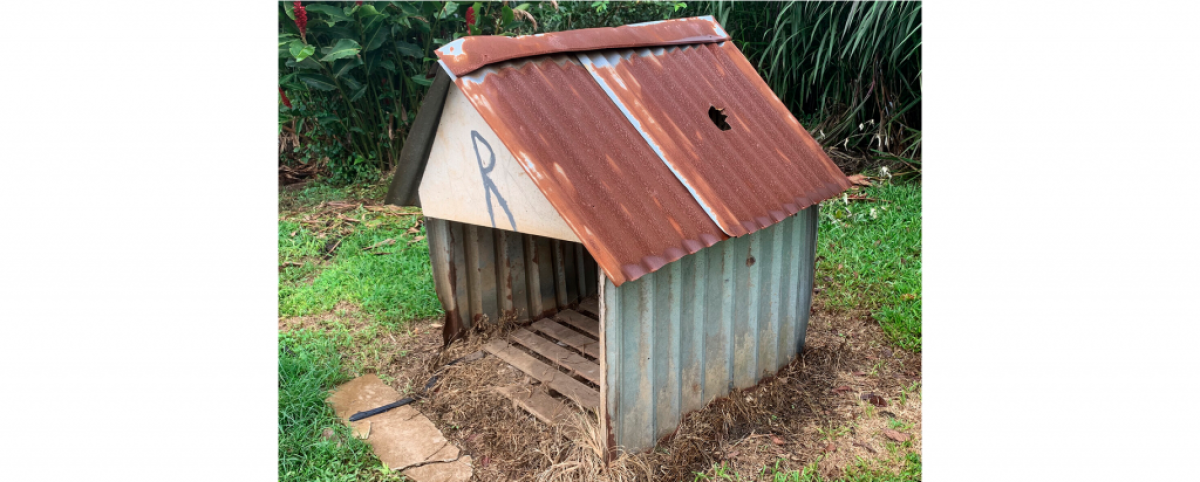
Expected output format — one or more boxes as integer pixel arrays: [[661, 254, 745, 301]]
[[435, 16, 729, 77], [452, 54, 728, 287], [578, 43, 853, 237], [426, 217, 598, 344], [600, 206, 819, 455]]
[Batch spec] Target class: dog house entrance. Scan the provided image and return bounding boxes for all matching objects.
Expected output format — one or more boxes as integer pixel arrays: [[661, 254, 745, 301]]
[[484, 297, 602, 424]]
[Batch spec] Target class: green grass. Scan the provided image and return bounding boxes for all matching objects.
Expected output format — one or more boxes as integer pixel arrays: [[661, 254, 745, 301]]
[[279, 330, 404, 482], [815, 177, 922, 351], [695, 453, 921, 482], [278, 180, 443, 326]]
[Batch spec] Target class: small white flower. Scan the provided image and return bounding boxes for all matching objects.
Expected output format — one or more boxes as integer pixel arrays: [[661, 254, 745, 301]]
[[870, 207, 878, 219]]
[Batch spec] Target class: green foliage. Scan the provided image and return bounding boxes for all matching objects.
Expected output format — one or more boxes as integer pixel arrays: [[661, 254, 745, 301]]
[[279, 2, 693, 183], [816, 177, 922, 351], [697, 1, 922, 160], [278, 330, 389, 481]]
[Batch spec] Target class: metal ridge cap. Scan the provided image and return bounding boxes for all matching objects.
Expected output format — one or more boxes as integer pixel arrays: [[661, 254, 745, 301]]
[[435, 16, 730, 77]]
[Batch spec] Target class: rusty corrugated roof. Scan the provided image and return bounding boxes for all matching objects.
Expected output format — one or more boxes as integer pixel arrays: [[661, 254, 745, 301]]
[[436, 17, 729, 77], [578, 43, 852, 236], [452, 55, 728, 287], [433, 16, 848, 286]]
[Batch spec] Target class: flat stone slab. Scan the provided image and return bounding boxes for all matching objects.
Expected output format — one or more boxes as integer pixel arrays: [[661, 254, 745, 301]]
[[327, 374, 471, 482]]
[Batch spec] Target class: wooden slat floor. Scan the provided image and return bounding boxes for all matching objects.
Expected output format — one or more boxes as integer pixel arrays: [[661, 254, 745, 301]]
[[485, 299, 602, 427]]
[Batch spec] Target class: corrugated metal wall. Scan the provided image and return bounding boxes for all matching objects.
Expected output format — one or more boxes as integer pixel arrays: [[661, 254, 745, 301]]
[[426, 217, 599, 330], [600, 206, 818, 454]]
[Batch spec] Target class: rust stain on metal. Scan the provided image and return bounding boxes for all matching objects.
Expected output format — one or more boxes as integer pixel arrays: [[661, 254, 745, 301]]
[[454, 55, 727, 286], [435, 16, 847, 285], [436, 16, 729, 77], [579, 42, 852, 237]]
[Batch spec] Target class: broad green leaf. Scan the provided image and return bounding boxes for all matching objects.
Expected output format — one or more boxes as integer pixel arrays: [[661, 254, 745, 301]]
[[438, 2, 459, 20], [362, 16, 390, 52], [501, 6, 515, 25], [311, 25, 356, 39], [289, 40, 315, 62], [343, 5, 358, 16], [379, 60, 396, 72], [397, 2, 420, 16], [305, 4, 350, 25], [472, 3, 483, 25], [341, 76, 363, 92], [298, 73, 338, 91], [410, 74, 433, 87], [283, 3, 296, 20], [319, 38, 361, 62], [364, 48, 384, 74], [332, 57, 363, 78], [514, 3, 530, 11], [286, 57, 324, 70], [395, 40, 422, 58], [356, 4, 380, 17], [350, 85, 368, 102]]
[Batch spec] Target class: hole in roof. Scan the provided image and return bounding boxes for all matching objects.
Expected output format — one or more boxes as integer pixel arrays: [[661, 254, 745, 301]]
[[709, 106, 731, 131]]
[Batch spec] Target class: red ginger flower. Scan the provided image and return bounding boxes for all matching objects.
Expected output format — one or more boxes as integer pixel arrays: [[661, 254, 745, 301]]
[[293, 2, 307, 41], [356, 1, 363, 5], [279, 86, 292, 108], [466, 6, 475, 29]]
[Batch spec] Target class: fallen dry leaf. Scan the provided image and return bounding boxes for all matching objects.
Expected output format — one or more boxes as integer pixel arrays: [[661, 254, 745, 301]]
[[832, 386, 852, 394], [860, 393, 888, 407], [823, 443, 835, 453], [409, 235, 425, 244], [407, 226, 421, 234], [847, 173, 872, 186], [771, 435, 785, 446], [882, 429, 909, 442], [362, 238, 396, 251]]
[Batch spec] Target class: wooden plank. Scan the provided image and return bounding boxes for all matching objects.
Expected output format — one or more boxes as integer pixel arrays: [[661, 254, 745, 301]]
[[577, 297, 600, 318], [484, 339, 599, 410], [556, 309, 600, 338], [531, 319, 600, 358], [495, 385, 571, 425], [509, 328, 600, 384]]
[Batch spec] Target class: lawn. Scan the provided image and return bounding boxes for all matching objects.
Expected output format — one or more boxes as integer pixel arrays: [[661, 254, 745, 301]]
[[277, 174, 922, 481], [815, 177, 922, 351]]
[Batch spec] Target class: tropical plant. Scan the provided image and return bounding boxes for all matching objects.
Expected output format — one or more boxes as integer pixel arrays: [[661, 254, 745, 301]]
[[698, 1, 922, 163], [279, 1, 688, 184]]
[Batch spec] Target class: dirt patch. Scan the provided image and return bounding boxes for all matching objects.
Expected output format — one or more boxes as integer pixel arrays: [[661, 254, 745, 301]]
[[278, 302, 367, 333], [353, 306, 921, 481]]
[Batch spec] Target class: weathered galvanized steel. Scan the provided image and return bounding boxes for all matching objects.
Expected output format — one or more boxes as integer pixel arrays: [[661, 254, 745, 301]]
[[578, 43, 851, 237], [435, 16, 729, 77], [419, 83, 581, 243], [425, 217, 598, 343], [451, 54, 728, 287], [599, 207, 818, 455]]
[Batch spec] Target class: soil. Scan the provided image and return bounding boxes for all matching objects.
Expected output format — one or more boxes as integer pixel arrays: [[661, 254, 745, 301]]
[[289, 303, 922, 481]]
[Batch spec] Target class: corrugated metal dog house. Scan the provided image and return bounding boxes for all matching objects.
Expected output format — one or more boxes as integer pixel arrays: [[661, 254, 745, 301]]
[[386, 16, 852, 458]]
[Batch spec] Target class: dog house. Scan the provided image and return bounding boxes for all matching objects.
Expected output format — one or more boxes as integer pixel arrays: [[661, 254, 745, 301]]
[[385, 16, 852, 458]]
